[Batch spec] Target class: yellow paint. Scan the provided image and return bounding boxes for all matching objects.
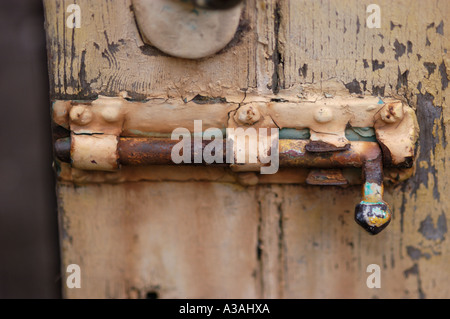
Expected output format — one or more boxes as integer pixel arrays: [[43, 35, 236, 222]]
[[419, 161, 429, 169], [368, 216, 389, 227]]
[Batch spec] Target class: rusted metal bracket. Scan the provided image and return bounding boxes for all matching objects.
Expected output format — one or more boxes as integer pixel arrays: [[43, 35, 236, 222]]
[[52, 93, 419, 234]]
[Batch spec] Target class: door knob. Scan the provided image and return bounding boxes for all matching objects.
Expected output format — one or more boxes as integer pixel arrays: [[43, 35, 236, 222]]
[[132, 0, 243, 59]]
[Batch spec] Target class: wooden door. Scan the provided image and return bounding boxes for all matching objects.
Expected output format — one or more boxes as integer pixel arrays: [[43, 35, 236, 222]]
[[44, 0, 450, 298]]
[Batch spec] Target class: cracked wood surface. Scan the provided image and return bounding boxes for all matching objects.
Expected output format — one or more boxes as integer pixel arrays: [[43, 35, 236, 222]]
[[45, 0, 450, 298]]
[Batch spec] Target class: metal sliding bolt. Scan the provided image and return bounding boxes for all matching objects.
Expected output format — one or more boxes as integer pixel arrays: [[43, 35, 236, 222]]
[[55, 137, 392, 234]]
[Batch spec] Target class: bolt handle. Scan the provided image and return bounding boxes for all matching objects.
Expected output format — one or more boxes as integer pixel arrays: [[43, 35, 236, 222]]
[[355, 148, 391, 235], [355, 200, 392, 235]]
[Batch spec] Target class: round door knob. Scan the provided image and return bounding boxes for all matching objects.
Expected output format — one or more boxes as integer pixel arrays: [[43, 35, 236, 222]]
[[132, 0, 243, 59]]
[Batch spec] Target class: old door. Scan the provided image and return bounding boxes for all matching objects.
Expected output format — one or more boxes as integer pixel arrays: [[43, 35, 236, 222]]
[[44, 0, 450, 298]]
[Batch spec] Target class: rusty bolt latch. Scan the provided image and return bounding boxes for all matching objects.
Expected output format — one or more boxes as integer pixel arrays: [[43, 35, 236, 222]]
[[52, 94, 419, 235], [55, 138, 392, 235]]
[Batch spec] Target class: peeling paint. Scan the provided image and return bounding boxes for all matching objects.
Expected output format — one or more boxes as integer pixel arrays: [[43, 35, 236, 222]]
[[372, 60, 385, 71], [344, 79, 362, 94], [394, 40, 406, 60], [411, 93, 441, 199], [439, 61, 449, 91], [436, 20, 444, 35], [406, 246, 431, 260], [403, 263, 426, 299], [418, 212, 448, 241], [424, 62, 437, 77]]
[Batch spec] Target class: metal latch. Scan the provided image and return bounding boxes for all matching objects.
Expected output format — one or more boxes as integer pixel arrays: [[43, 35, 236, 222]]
[[52, 92, 419, 235]]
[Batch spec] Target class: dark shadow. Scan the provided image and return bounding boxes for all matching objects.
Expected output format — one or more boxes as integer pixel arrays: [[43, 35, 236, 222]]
[[0, 0, 61, 298]]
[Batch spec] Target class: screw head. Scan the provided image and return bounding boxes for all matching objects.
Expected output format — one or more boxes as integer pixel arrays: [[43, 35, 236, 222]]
[[355, 201, 392, 235], [70, 105, 93, 126], [381, 102, 403, 124], [235, 104, 261, 125], [314, 107, 333, 123], [101, 105, 121, 123]]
